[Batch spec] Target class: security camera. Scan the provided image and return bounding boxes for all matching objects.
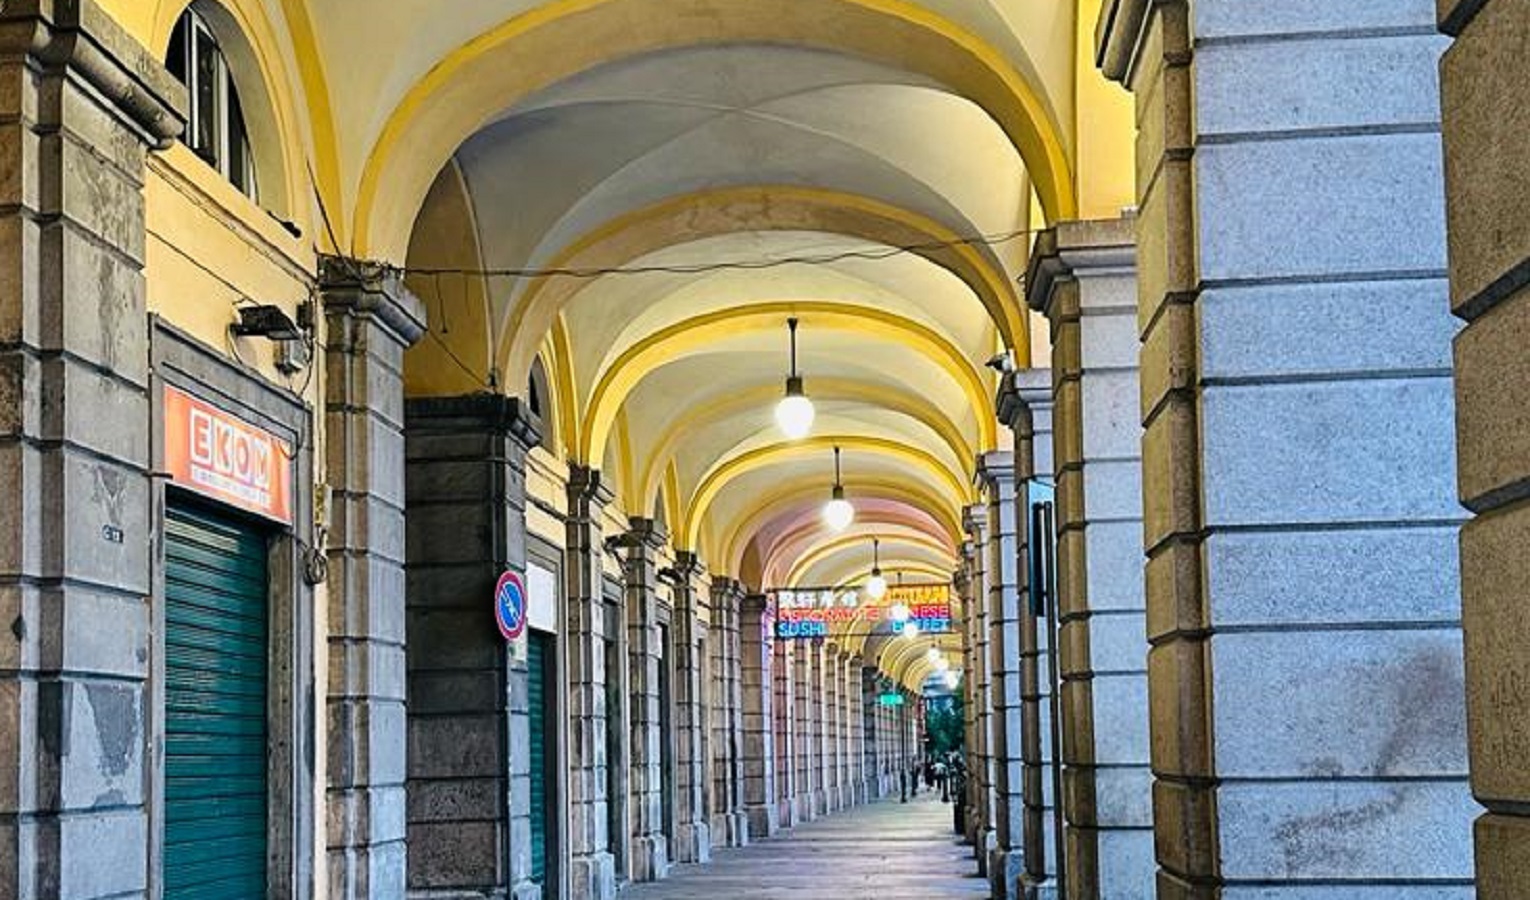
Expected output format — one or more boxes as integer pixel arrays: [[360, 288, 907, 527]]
[[985, 351, 1015, 374]]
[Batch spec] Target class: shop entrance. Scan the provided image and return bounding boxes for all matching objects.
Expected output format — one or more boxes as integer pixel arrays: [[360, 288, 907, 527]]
[[163, 498, 271, 898]]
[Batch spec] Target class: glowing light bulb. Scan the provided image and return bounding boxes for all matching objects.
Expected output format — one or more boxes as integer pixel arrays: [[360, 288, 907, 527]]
[[944, 669, 960, 689], [865, 571, 887, 600], [775, 390, 814, 439], [934, 656, 951, 671], [902, 620, 920, 637], [822, 495, 854, 532], [890, 603, 911, 622]]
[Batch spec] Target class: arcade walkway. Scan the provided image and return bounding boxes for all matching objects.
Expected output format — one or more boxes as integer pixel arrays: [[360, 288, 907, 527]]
[[622, 794, 987, 900]]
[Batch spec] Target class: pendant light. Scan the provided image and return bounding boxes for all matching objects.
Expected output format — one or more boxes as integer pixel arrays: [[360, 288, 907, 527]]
[[822, 445, 854, 532], [774, 317, 814, 440], [864, 537, 888, 600], [889, 571, 910, 621]]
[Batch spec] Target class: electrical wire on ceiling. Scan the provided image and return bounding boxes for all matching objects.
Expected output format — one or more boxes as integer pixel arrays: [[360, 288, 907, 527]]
[[389, 225, 1039, 281]]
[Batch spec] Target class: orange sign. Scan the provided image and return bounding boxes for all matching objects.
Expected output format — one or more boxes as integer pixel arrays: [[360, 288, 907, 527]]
[[164, 385, 293, 524]]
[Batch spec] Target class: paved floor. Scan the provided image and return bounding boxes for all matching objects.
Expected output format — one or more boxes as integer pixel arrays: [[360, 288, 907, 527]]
[[621, 793, 990, 899]]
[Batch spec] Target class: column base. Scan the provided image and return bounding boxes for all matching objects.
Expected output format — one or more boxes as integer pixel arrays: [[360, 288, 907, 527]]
[[813, 789, 829, 817], [1020, 875, 1058, 900], [512, 879, 543, 900], [746, 803, 779, 839], [673, 821, 711, 864], [729, 810, 752, 846], [974, 828, 997, 875], [989, 848, 1026, 899], [629, 835, 669, 882], [795, 794, 816, 822], [569, 850, 617, 900]]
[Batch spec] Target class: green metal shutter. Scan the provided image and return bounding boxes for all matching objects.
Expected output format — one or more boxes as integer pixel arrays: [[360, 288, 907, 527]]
[[527, 630, 552, 885], [163, 500, 270, 899]]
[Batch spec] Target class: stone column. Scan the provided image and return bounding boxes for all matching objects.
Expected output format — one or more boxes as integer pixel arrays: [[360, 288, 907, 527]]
[[964, 506, 996, 871], [861, 666, 880, 799], [819, 641, 839, 814], [773, 637, 796, 826], [1001, 370, 1061, 899], [1099, 1, 1473, 894], [322, 257, 427, 899], [667, 553, 711, 864], [792, 639, 818, 821], [839, 653, 856, 806], [955, 564, 978, 838], [708, 577, 748, 847], [403, 395, 541, 900], [617, 519, 668, 881], [739, 593, 779, 837], [564, 467, 617, 900], [1026, 219, 1154, 895], [979, 452, 1026, 898], [0, 4, 181, 897], [1439, 3, 1530, 896]]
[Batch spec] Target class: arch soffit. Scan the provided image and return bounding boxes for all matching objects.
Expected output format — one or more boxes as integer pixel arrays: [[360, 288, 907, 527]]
[[685, 434, 974, 553], [498, 186, 1026, 387], [580, 301, 996, 463], [352, 0, 1077, 263], [720, 479, 963, 579], [632, 377, 976, 517]]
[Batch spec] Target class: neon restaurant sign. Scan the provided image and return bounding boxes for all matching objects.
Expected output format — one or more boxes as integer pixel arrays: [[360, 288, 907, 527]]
[[769, 582, 953, 639]]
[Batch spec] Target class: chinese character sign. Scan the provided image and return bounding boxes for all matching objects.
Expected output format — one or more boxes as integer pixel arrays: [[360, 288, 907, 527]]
[[770, 583, 953, 639]]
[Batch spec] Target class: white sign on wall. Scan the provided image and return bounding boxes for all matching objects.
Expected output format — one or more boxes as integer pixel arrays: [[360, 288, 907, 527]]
[[527, 562, 559, 634]]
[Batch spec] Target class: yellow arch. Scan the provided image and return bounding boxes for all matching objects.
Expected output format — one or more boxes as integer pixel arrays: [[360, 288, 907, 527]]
[[634, 377, 975, 515], [685, 434, 975, 552], [146, 0, 337, 226], [352, 0, 1076, 261], [581, 302, 996, 462], [721, 478, 964, 577], [549, 317, 580, 456], [499, 185, 1028, 385]]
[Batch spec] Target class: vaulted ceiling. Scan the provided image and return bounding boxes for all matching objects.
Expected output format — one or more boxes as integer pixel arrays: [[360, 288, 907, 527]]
[[115, 0, 1134, 688]]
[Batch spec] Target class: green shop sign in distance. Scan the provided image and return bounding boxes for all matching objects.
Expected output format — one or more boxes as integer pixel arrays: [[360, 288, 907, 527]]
[[878, 693, 905, 707]]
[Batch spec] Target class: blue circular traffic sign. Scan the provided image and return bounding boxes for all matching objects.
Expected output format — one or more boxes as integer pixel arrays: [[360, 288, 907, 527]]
[[494, 570, 527, 641]]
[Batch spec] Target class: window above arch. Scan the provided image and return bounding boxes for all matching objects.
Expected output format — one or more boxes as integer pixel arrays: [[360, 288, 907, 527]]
[[165, 5, 258, 200]]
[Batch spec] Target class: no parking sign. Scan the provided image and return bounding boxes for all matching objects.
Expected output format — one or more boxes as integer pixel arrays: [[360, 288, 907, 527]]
[[494, 570, 527, 642]]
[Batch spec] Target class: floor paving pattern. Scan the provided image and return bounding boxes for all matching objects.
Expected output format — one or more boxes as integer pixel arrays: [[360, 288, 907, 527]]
[[620, 794, 990, 899]]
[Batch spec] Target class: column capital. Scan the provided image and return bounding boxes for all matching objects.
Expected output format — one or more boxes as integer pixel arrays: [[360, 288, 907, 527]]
[[976, 451, 1016, 491], [963, 504, 989, 538], [320, 255, 428, 347], [623, 516, 670, 551], [673, 550, 706, 581], [998, 368, 1054, 425], [710, 575, 746, 603], [0, 0, 187, 146], [404, 393, 541, 451], [1024, 217, 1138, 319], [567, 463, 615, 508]]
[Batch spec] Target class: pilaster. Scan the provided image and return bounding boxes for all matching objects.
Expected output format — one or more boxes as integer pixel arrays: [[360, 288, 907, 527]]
[[1003, 369, 1062, 900], [792, 638, 818, 822], [0, 3, 183, 897], [402, 394, 542, 900], [963, 504, 996, 872], [564, 466, 618, 900], [1102, 1, 1472, 894], [1438, 1, 1530, 894], [667, 553, 711, 864], [979, 451, 1026, 899], [617, 518, 669, 882], [1027, 217, 1153, 897], [321, 257, 426, 900], [739, 593, 779, 837]]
